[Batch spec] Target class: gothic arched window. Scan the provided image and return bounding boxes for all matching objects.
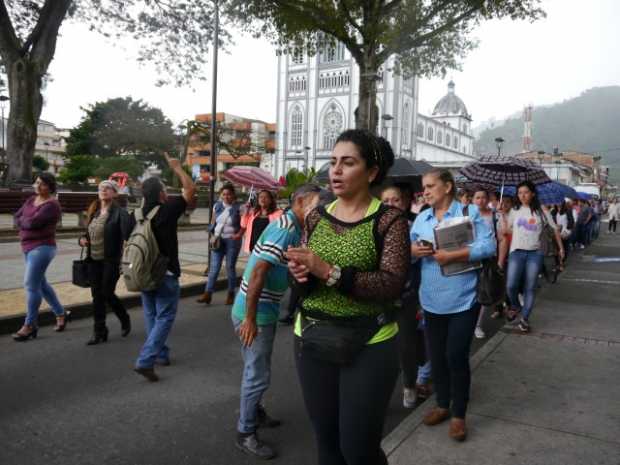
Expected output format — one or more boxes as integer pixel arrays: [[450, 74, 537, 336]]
[[290, 106, 303, 148], [417, 123, 424, 138], [427, 126, 434, 141], [437, 130, 443, 145], [322, 103, 344, 150], [446, 133, 451, 147]]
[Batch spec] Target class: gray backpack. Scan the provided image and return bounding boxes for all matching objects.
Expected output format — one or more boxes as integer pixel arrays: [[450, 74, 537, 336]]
[[122, 205, 169, 292]]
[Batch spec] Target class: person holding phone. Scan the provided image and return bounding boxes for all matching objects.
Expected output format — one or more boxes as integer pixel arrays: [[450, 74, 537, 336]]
[[411, 168, 495, 442]]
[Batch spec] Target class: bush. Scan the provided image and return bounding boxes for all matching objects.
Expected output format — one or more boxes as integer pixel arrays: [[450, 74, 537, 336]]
[[32, 155, 50, 172], [58, 155, 99, 184]]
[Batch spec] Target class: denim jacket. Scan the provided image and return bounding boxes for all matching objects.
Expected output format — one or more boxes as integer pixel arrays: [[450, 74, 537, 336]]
[[209, 201, 242, 234]]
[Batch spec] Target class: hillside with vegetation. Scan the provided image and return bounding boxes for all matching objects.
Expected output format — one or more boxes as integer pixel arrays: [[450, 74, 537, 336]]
[[475, 86, 620, 184]]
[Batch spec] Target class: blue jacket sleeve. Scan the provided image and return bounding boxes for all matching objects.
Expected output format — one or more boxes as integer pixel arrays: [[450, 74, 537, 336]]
[[468, 208, 496, 262]]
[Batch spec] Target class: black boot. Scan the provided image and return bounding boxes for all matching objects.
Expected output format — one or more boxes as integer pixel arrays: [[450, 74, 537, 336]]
[[87, 326, 109, 345], [121, 317, 131, 337]]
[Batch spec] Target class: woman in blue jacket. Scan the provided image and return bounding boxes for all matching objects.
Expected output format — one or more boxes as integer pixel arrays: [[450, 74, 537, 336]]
[[198, 183, 243, 305], [411, 168, 495, 442]]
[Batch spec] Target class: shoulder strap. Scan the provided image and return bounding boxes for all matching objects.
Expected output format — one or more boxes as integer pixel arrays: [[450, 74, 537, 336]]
[[146, 205, 160, 221], [463, 204, 469, 216], [134, 207, 143, 222]]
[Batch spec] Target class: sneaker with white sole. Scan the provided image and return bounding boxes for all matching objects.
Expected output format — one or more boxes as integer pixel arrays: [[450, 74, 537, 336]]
[[474, 326, 486, 339], [403, 388, 416, 408], [518, 318, 530, 333]]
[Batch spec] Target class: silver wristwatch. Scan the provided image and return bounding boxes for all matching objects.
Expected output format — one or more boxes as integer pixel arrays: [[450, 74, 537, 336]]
[[326, 265, 342, 287]]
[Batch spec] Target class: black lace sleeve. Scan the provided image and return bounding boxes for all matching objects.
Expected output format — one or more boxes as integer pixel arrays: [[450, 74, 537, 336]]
[[348, 209, 410, 301]]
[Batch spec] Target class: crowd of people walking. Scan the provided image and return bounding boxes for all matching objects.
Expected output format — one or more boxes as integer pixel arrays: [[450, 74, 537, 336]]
[[9, 129, 613, 464]]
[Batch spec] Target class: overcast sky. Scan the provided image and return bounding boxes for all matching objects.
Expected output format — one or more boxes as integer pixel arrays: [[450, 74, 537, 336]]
[[40, 0, 619, 130]]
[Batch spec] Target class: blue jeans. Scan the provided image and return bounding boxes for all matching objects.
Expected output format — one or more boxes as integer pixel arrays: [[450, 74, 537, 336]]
[[136, 275, 180, 368], [206, 238, 241, 293], [23, 245, 65, 326], [232, 316, 277, 434], [506, 249, 544, 320]]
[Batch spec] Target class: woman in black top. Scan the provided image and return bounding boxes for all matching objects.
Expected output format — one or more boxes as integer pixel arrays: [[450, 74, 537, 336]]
[[79, 181, 134, 345]]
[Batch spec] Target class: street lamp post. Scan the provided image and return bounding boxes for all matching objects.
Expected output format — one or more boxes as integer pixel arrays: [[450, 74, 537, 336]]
[[295, 145, 311, 172], [494, 137, 505, 157], [381, 114, 393, 140], [0, 95, 9, 153]]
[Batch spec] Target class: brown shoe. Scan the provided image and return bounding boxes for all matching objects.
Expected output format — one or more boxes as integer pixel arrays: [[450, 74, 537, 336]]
[[196, 292, 212, 304], [225, 291, 235, 305], [448, 418, 467, 442], [423, 407, 450, 426]]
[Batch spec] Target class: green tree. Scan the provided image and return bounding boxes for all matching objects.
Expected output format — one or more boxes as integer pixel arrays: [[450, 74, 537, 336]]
[[58, 154, 98, 184], [233, 0, 545, 132], [93, 156, 144, 180], [280, 167, 316, 199], [32, 154, 49, 172], [66, 97, 176, 159], [0, 0, 228, 184]]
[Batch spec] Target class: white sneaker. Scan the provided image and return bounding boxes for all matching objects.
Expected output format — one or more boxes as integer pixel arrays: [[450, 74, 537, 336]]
[[474, 326, 486, 339], [403, 388, 416, 408]]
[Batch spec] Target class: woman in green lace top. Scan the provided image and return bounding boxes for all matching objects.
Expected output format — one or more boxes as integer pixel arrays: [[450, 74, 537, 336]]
[[287, 130, 410, 465]]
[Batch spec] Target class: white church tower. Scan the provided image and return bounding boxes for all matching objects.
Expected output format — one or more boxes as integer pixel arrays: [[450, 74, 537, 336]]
[[273, 46, 477, 179]]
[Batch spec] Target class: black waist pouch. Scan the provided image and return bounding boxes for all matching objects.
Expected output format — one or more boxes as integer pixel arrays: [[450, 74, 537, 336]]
[[300, 310, 391, 365]]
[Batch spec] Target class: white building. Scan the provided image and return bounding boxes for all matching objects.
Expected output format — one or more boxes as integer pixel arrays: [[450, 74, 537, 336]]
[[274, 44, 477, 179]]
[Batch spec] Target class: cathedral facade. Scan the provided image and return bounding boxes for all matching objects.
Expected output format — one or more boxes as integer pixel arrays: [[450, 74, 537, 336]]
[[268, 45, 477, 179]]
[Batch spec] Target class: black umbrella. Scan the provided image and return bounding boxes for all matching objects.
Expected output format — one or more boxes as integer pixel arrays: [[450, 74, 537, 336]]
[[314, 161, 330, 184], [314, 158, 433, 185], [388, 158, 434, 183]]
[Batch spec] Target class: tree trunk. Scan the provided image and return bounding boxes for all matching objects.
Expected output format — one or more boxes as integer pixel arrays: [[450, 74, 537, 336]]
[[355, 54, 380, 133], [6, 57, 43, 185]]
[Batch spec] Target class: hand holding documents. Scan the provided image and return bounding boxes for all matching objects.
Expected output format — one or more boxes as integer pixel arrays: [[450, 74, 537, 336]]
[[433, 216, 482, 276]]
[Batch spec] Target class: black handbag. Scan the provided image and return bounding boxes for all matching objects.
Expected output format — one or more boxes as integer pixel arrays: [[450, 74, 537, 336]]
[[72, 248, 91, 288], [299, 310, 389, 365]]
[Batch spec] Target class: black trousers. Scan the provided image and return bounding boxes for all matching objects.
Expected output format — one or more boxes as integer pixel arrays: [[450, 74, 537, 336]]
[[88, 260, 129, 332], [610, 219, 617, 232], [396, 305, 426, 389], [295, 336, 399, 465], [424, 306, 479, 418]]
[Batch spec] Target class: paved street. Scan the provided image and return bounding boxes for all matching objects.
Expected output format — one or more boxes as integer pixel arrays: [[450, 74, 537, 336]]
[[386, 232, 620, 464], [0, 287, 503, 465]]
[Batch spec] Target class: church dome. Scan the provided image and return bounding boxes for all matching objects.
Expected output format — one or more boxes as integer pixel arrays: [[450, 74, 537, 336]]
[[432, 81, 470, 118]]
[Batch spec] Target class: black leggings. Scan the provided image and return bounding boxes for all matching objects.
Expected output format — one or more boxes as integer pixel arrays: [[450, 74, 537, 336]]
[[396, 305, 426, 388], [610, 219, 617, 232], [295, 336, 399, 465], [424, 306, 479, 418], [88, 260, 129, 332]]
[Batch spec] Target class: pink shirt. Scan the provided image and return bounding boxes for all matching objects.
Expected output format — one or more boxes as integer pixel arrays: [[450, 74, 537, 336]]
[[240, 209, 283, 254]]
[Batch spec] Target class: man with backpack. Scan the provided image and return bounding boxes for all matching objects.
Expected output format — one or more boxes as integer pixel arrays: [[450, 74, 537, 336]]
[[132, 153, 196, 381]]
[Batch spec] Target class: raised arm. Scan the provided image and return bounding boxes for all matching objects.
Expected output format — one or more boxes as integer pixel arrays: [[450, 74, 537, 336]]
[[165, 153, 196, 205]]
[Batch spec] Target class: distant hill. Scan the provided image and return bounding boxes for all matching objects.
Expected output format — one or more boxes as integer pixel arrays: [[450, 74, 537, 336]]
[[475, 86, 620, 184]]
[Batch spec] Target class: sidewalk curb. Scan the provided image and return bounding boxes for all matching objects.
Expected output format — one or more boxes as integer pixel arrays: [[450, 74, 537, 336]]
[[0, 276, 237, 336], [382, 330, 509, 458]]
